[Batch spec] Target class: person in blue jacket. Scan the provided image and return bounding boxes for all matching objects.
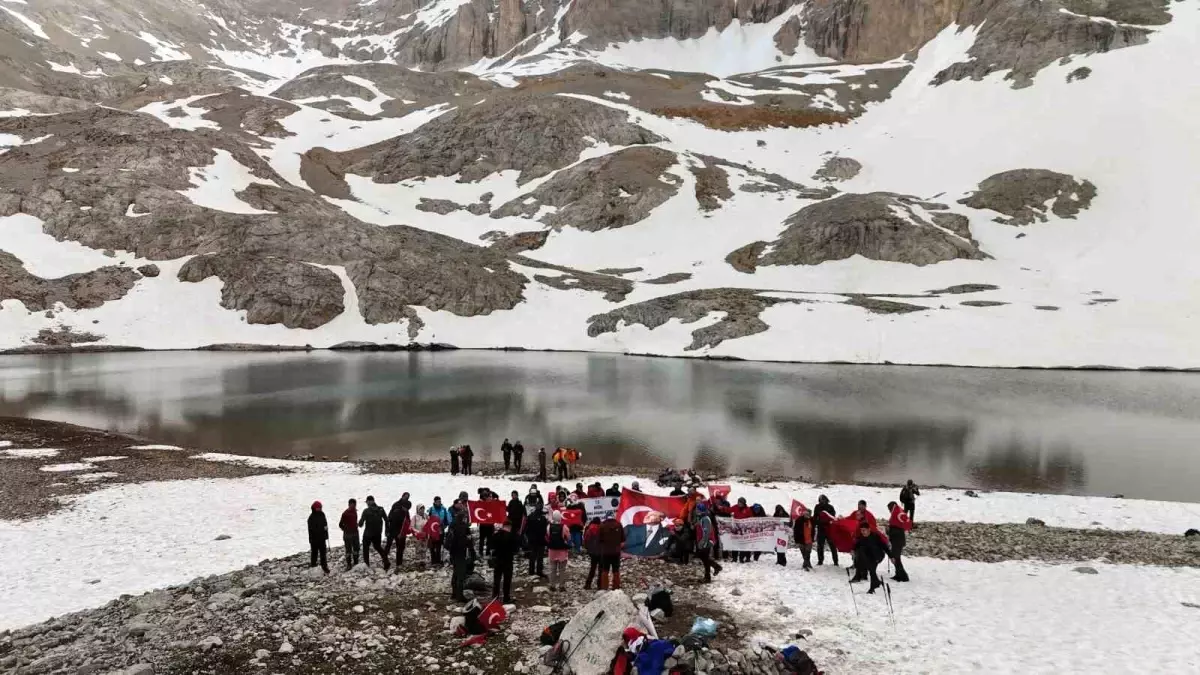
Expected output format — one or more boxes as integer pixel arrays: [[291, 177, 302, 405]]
[[429, 496, 450, 526]]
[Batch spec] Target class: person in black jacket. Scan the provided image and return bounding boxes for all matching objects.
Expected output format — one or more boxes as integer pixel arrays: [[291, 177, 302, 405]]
[[307, 501, 330, 574], [605, 483, 621, 497], [447, 510, 474, 601], [813, 494, 838, 566], [501, 439, 513, 472], [384, 497, 410, 569], [477, 489, 496, 557], [359, 496, 390, 571], [523, 507, 548, 578], [900, 480, 920, 524], [852, 521, 891, 593], [461, 444, 474, 476], [507, 490, 526, 531], [513, 441, 524, 472], [490, 519, 519, 603], [537, 447, 547, 481], [450, 446, 460, 475]]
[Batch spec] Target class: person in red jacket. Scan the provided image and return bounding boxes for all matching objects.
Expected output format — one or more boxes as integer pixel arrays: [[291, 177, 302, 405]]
[[339, 498, 360, 570], [730, 498, 754, 563], [583, 518, 603, 589], [586, 482, 604, 498], [853, 500, 878, 530], [597, 514, 626, 590], [887, 501, 912, 582]]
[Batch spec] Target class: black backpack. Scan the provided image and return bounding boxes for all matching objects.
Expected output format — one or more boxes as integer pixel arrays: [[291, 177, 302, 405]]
[[540, 621, 567, 646]]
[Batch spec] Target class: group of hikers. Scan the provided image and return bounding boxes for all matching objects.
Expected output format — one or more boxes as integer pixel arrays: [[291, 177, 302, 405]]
[[305, 474, 921, 603], [449, 440, 582, 481]]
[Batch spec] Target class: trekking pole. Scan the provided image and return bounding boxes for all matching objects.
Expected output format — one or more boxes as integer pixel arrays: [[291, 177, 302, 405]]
[[556, 609, 607, 673], [845, 567, 859, 617], [883, 582, 896, 630]]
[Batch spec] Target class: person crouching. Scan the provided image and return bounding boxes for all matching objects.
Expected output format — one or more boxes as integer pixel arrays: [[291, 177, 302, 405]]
[[852, 520, 891, 593]]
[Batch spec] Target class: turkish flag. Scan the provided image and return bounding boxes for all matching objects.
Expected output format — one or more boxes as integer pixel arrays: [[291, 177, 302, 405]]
[[708, 485, 731, 500], [558, 508, 584, 528], [790, 500, 808, 520], [889, 504, 912, 531], [468, 500, 507, 526], [480, 597, 507, 630], [617, 488, 687, 526], [423, 518, 442, 541], [828, 513, 885, 552]]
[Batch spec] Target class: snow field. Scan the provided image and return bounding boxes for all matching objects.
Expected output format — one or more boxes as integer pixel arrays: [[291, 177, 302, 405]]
[[1, 446, 1197, 630]]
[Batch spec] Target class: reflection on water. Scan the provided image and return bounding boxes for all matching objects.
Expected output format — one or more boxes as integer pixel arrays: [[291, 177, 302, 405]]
[[1, 351, 1198, 500]]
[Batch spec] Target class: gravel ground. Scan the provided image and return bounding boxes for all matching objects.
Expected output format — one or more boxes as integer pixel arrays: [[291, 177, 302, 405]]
[[0, 551, 755, 675], [0, 417, 283, 521], [906, 521, 1200, 567]]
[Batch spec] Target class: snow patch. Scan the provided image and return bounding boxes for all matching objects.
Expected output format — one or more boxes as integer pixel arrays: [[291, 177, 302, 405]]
[[1, 448, 60, 459], [177, 149, 277, 214], [38, 463, 93, 473]]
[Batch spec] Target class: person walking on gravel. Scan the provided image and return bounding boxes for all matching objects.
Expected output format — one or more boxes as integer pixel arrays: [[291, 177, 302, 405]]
[[384, 497, 410, 569], [359, 496, 390, 571], [461, 444, 475, 476], [537, 447, 548, 481], [490, 519, 519, 604], [307, 501, 330, 574], [339, 498, 361, 570], [523, 506, 548, 578], [447, 510, 474, 601], [900, 480, 920, 524], [449, 446, 460, 476], [501, 438, 513, 473], [513, 441, 525, 472], [693, 503, 723, 583], [546, 510, 572, 591]]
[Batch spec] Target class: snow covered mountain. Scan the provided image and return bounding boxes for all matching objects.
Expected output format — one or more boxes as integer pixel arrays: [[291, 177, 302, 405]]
[[1, 0, 1196, 368]]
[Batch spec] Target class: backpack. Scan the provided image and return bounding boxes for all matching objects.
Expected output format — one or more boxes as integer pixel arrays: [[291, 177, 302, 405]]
[[779, 646, 821, 675], [900, 486, 912, 503], [548, 524, 570, 549], [540, 621, 567, 646]]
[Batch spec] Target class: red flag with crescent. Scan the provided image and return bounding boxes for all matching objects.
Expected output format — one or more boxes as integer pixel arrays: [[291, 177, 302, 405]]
[[480, 597, 507, 630], [707, 484, 731, 500], [790, 500, 808, 520], [557, 508, 584, 528], [889, 503, 912, 531], [617, 488, 687, 527], [468, 500, 507, 526]]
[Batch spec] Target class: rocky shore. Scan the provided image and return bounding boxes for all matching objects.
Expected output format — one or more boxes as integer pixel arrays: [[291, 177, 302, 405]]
[[907, 522, 1200, 567]]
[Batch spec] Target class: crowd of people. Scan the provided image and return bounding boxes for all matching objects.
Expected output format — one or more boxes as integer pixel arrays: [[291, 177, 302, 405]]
[[447, 442, 583, 481], [305, 473, 921, 604]]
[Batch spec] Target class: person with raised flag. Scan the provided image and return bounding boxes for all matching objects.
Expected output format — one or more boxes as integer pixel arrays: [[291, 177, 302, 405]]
[[887, 500, 912, 582], [773, 505, 791, 567], [422, 504, 444, 566], [813, 494, 838, 566], [475, 488, 496, 557]]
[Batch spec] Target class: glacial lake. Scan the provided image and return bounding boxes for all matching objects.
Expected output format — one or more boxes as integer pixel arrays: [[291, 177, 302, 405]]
[[1, 350, 1198, 501]]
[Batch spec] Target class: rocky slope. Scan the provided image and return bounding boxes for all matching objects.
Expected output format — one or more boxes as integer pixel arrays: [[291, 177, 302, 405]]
[[0, 0, 1196, 367]]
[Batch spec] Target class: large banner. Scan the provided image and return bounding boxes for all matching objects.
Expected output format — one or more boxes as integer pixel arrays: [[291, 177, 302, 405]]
[[717, 516, 790, 553], [617, 488, 687, 557], [580, 496, 621, 522]]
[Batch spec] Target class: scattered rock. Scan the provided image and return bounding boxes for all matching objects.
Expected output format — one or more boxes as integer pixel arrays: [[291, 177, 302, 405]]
[[279, 640, 294, 653], [1026, 518, 1047, 526], [137, 264, 161, 278], [964, 490, 979, 498], [214, 534, 231, 541], [960, 169, 1096, 225], [812, 156, 862, 182], [1073, 566, 1099, 575], [1185, 529, 1199, 538]]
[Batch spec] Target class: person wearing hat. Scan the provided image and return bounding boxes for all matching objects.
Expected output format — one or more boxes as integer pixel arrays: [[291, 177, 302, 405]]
[[307, 501, 330, 574], [813, 494, 838, 566]]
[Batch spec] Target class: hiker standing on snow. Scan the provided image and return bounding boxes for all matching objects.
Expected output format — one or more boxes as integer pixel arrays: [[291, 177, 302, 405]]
[[359, 496, 390, 571], [513, 441, 525, 472], [339, 498, 361, 570], [507, 490, 526, 531], [887, 501, 911, 582], [447, 509, 474, 601], [852, 520, 891, 593], [307, 501, 330, 574], [537, 447, 547, 480], [793, 504, 815, 571], [546, 510, 572, 591], [693, 503, 723, 583], [900, 480, 920, 524], [490, 518, 518, 604], [773, 505, 790, 567], [501, 438, 513, 473], [813, 494, 838, 566], [384, 496, 410, 569], [523, 507, 548, 578], [450, 446, 460, 476]]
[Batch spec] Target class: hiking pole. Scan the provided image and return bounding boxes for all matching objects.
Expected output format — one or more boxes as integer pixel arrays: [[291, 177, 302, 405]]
[[845, 567, 859, 617], [883, 582, 896, 631], [555, 609, 607, 673]]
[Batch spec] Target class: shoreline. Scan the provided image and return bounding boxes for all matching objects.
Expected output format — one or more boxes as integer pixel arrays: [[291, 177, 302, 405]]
[[0, 415, 1161, 506], [2, 342, 1199, 374]]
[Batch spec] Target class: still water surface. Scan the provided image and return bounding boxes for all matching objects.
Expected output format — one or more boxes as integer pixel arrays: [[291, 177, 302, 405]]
[[1, 351, 1198, 500]]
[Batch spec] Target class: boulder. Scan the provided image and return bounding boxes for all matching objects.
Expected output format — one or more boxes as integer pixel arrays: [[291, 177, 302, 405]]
[[1073, 566, 1099, 575], [1184, 529, 1199, 538], [558, 591, 638, 675], [728, 192, 985, 270], [1026, 518, 1047, 526], [959, 169, 1097, 225]]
